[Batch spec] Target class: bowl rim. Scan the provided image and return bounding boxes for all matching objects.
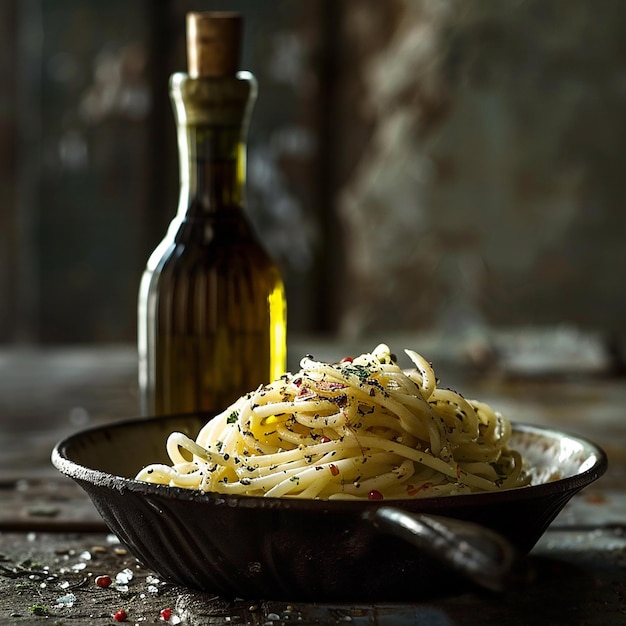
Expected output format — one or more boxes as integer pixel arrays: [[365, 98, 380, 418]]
[[51, 413, 608, 511]]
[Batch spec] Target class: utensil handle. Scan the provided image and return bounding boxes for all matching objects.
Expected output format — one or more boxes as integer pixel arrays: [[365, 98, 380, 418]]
[[365, 507, 531, 593]]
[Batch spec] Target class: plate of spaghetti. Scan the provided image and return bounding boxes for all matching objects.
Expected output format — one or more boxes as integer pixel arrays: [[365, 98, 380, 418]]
[[52, 345, 607, 601]]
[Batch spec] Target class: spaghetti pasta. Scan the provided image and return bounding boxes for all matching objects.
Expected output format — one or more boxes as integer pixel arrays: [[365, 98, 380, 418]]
[[136, 344, 529, 499]]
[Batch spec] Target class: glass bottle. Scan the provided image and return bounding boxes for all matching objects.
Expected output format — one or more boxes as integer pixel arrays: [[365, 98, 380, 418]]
[[138, 12, 287, 415]]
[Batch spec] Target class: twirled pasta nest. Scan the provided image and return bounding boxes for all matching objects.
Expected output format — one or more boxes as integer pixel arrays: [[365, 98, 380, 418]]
[[136, 344, 529, 499]]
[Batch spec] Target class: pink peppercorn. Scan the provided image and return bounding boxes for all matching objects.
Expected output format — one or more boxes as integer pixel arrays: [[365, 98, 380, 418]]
[[160, 607, 173, 621], [95, 575, 112, 588], [113, 609, 127, 622]]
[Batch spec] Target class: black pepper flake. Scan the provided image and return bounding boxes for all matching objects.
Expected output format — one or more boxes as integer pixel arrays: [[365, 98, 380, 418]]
[[330, 394, 348, 408]]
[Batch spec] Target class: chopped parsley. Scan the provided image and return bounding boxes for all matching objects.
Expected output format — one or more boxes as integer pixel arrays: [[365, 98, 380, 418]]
[[341, 364, 372, 382], [29, 605, 49, 616]]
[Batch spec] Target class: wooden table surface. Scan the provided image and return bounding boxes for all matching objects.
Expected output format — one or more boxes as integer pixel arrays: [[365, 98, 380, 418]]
[[1, 338, 625, 625]]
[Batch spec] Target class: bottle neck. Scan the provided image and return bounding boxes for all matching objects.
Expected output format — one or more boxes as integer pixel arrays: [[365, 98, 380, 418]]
[[183, 126, 245, 211], [170, 71, 256, 216]]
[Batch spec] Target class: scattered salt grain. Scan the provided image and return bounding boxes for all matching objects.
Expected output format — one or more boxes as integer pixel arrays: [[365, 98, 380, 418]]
[[116, 568, 134, 585], [55, 593, 76, 608]]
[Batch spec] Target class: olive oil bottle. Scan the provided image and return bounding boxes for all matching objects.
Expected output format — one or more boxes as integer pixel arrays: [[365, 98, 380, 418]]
[[138, 12, 287, 415]]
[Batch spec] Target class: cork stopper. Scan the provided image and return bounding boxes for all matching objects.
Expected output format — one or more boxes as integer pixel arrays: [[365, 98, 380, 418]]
[[186, 12, 242, 78]]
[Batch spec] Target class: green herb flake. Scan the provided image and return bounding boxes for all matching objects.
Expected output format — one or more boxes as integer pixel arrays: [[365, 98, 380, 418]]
[[342, 364, 372, 382], [227, 411, 239, 424], [29, 605, 49, 616]]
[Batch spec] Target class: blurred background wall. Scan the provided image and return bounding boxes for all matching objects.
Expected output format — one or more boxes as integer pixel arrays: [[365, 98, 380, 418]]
[[0, 0, 625, 348]]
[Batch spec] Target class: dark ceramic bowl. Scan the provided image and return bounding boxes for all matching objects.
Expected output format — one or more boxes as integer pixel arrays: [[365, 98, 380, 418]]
[[51, 413, 607, 601]]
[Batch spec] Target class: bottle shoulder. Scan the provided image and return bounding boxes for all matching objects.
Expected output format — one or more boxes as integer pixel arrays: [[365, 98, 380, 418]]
[[174, 211, 273, 251], [143, 214, 281, 275]]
